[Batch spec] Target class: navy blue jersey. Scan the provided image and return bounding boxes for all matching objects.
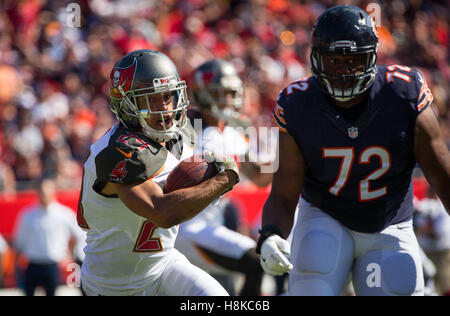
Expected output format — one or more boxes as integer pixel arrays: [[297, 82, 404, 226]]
[[273, 65, 433, 233]]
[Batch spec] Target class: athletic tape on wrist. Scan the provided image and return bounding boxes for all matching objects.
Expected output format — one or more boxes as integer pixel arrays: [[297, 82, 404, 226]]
[[255, 224, 284, 254]]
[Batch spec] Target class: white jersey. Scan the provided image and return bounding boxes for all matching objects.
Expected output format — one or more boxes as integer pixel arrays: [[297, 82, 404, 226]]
[[415, 198, 450, 252], [79, 123, 194, 295], [196, 125, 249, 159], [192, 125, 249, 224]]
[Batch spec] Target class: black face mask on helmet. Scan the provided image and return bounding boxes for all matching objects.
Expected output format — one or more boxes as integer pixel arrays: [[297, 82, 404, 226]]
[[310, 5, 379, 102]]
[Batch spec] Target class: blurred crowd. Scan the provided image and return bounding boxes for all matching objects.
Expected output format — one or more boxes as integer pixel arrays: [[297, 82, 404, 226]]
[[0, 0, 448, 192]]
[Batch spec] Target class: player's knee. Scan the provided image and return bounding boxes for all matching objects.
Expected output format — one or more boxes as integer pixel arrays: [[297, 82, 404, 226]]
[[382, 252, 420, 296], [295, 231, 339, 275], [355, 250, 423, 296], [290, 278, 334, 296]]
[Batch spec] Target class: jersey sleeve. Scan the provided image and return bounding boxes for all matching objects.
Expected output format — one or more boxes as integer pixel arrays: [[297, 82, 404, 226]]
[[95, 145, 149, 185], [382, 66, 434, 114], [411, 69, 433, 113], [272, 89, 289, 134], [93, 134, 167, 195]]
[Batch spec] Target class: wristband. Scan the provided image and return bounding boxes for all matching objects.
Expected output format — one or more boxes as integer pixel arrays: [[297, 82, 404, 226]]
[[255, 224, 284, 254]]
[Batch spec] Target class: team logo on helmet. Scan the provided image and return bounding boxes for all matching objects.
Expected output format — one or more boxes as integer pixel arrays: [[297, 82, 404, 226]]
[[113, 70, 121, 87], [201, 71, 214, 85], [370, 16, 379, 39], [110, 59, 137, 98]]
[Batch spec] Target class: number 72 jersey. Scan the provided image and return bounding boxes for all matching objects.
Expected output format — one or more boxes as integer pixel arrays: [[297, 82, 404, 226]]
[[274, 65, 433, 233]]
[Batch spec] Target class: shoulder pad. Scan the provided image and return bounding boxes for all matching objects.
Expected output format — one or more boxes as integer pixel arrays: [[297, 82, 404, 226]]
[[278, 77, 311, 102], [412, 69, 433, 113], [273, 77, 312, 134], [95, 127, 167, 184], [178, 119, 196, 148], [380, 65, 433, 113], [273, 94, 288, 134]]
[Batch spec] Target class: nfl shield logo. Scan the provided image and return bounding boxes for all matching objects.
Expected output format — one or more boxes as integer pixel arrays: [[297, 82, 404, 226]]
[[348, 127, 359, 139]]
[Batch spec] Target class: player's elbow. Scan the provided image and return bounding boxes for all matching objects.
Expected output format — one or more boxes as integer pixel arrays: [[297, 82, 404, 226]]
[[141, 202, 183, 229], [252, 174, 273, 187], [431, 180, 450, 204], [153, 219, 175, 229], [156, 213, 180, 229], [140, 208, 177, 229], [422, 167, 450, 196], [139, 213, 174, 229]]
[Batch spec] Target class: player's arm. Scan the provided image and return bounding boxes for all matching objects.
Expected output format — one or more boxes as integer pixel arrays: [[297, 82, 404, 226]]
[[261, 132, 306, 236], [255, 132, 306, 275], [414, 106, 450, 214], [110, 170, 238, 229], [239, 161, 273, 187]]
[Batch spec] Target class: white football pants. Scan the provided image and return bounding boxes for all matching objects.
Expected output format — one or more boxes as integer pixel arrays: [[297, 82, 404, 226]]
[[288, 198, 424, 296], [176, 219, 256, 275], [82, 249, 229, 296]]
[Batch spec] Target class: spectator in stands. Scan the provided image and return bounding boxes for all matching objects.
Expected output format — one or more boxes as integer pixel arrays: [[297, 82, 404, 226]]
[[414, 187, 450, 296], [0, 161, 16, 195], [0, 233, 8, 287], [13, 178, 81, 296]]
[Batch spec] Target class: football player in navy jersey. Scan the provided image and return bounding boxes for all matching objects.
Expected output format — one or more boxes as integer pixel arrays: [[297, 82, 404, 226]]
[[256, 5, 450, 296]]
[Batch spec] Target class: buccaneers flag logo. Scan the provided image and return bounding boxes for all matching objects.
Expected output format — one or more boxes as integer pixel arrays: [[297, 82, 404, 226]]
[[110, 58, 137, 98], [110, 159, 128, 181]]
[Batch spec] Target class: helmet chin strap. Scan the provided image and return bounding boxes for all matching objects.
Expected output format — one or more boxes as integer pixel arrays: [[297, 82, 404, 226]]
[[209, 104, 251, 129], [143, 125, 177, 143], [311, 49, 378, 104], [330, 86, 359, 102], [135, 106, 178, 143], [333, 95, 356, 102], [324, 76, 367, 103], [132, 87, 188, 143]]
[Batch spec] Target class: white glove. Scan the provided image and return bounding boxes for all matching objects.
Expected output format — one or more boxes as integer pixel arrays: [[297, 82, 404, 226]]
[[203, 151, 239, 180], [260, 235, 293, 276]]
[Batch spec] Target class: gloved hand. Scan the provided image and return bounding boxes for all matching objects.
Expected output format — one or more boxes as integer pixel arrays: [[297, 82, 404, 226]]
[[204, 151, 239, 185], [260, 235, 293, 276]]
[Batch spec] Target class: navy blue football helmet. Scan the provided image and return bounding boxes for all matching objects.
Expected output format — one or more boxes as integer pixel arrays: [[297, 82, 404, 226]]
[[310, 5, 379, 102]]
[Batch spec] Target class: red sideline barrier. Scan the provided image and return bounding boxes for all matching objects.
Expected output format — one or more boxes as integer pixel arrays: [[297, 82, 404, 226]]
[[0, 178, 430, 239], [0, 190, 79, 240]]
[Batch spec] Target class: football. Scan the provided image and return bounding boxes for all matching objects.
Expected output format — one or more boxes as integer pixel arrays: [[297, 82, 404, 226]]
[[163, 154, 219, 193]]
